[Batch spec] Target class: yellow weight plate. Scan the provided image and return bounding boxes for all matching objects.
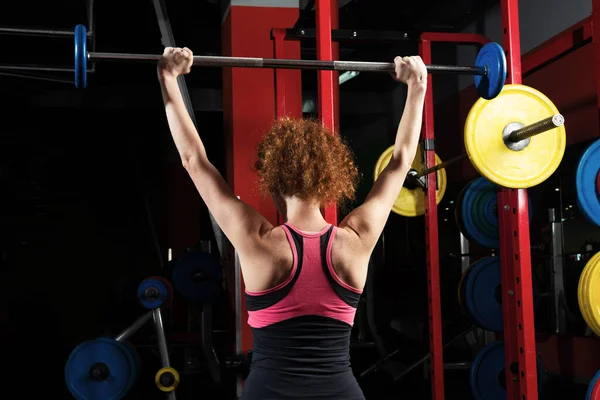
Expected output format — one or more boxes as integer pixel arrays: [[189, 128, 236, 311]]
[[583, 261, 600, 336], [578, 252, 596, 334], [583, 253, 600, 335], [580, 252, 600, 335], [583, 253, 600, 336], [465, 84, 566, 188], [155, 367, 180, 392], [373, 145, 447, 217], [578, 252, 600, 336], [587, 260, 600, 335], [578, 256, 594, 334]]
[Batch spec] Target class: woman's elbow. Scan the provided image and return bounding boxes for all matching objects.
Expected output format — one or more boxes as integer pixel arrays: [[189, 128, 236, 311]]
[[389, 153, 413, 172], [182, 153, 203, 172]]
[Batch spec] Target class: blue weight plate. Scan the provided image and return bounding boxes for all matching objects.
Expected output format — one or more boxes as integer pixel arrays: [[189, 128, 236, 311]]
[[65, 338, 133, 400], [74, 25, 87, 89], [171, 250, 222, 303], [464, 256, 539, 332], [470, 341, 505, 400], [97, 337, 138, 395], [461, 177, 499, 249], [470, 341, 545, 400], [120, 341, 140, 393], [586, 369, 600, 400], [459, 177, 532, 249], [137, 277, 170, 309], [576, 139, 600, 227], [465, 257, 503, 331], [122, 342, 140, 380], [474, 42, 507, 100]]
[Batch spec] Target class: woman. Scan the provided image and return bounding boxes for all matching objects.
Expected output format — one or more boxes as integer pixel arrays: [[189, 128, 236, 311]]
[[158, 47, 427, 399]]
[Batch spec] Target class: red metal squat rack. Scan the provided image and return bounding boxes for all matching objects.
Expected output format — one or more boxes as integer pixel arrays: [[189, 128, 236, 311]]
[[315, 0, 339, 224], [419, 0, 539, 399], [498, 1, 539, 398], [272, 0, 541, 399]]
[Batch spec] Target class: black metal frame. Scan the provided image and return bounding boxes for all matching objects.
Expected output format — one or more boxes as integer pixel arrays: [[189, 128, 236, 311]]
[[0, 0, 97, 84], [151, 0, 223, 387]]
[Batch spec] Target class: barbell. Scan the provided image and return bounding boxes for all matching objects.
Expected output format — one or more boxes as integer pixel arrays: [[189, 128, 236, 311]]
[[374, 84, 567, 216], [73, 24, 507, 100]]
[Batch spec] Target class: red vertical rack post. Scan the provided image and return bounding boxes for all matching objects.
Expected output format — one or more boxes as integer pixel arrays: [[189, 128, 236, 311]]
[[418, 32, 489, 400], [499, 0, 539, 399], [315, 0, 338, 224], [594, 0, 600, 115], [418, 37, 445, 400]]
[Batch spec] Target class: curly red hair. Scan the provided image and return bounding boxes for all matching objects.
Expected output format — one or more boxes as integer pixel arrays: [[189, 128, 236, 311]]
[[255, 117, 359, 204]]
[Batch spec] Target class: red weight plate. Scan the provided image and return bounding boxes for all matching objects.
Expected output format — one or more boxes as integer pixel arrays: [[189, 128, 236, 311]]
[[592, 379, 600, 400], [589, 370, 600, 400], [596, 171, 600, 198], [147, 276, 174, 308]]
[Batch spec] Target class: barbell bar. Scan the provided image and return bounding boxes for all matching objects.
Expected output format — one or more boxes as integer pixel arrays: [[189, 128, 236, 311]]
[[413, 113, 565, 179], [73, 24, 507, 99], [89, 51, 485, 74]]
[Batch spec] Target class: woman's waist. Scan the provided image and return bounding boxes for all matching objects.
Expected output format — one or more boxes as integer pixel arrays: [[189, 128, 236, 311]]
[[249, 348, 351, 374]]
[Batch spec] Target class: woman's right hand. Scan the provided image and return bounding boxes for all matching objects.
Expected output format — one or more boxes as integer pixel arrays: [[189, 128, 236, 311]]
[[391, 55, 428, 88], [158, 47, 194, 78]]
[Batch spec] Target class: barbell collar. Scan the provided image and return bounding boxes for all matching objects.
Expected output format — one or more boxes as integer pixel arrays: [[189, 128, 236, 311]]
[[87, 51, 486, 75]]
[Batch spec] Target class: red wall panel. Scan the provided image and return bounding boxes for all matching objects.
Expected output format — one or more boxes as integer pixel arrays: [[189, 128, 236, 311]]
[[222, 4, 301, 355]]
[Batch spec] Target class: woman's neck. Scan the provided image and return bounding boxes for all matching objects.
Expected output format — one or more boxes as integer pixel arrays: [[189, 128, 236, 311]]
[[283, 197, 327, 230]]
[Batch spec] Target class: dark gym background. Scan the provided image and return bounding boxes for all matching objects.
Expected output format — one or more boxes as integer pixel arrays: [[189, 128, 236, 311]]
[[0, 0, 598, 399]]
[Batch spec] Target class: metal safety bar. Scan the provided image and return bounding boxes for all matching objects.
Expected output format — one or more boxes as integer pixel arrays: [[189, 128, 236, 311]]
[[151, 0, 227, 262], [153, 308, 176, 400], [548, 208, 567, 335], [115, 310, 153, 343], [0, 71, 73, 84], [0, 65, 74, 72], [0, 27, 92, 37]]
